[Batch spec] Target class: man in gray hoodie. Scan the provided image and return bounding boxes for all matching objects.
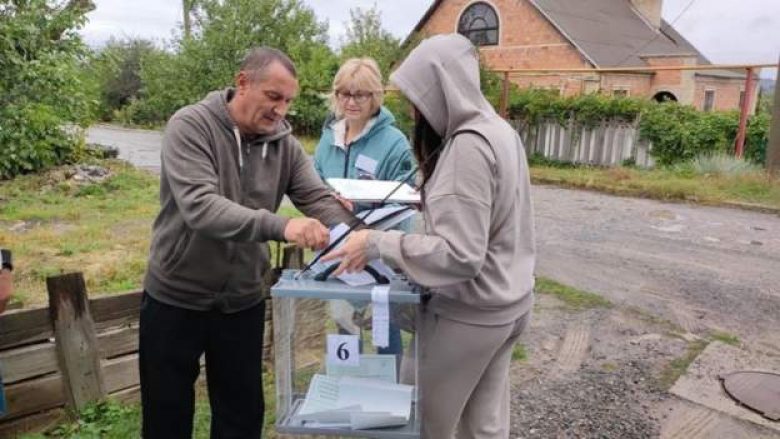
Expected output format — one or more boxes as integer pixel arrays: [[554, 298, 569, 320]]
[[140, 47, 354, 438], [324, 34, 535, 438]]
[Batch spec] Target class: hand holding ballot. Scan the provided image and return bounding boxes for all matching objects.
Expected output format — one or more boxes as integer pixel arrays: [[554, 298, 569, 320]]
[[321, 229, 371, 276], [285, 217, 331, 250]]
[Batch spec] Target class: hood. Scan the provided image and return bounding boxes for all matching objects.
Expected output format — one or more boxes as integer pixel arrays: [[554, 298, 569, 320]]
[[322, 105, 398, 141], [201, 88, 292, 144], [389, 34, 496, 140]]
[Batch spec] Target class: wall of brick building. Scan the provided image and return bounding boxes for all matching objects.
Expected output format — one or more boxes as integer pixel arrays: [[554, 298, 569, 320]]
[[599, 73, 653, 97], [643, 56, 698, 105], [419, 0, 591, 71], [693, 76, 754, 113]]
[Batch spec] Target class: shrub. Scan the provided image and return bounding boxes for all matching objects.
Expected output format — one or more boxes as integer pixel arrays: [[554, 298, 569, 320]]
[[0, 1, 97, 179]]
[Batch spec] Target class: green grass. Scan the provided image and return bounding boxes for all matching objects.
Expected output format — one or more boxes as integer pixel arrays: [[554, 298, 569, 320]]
[[530, 163, 780, 211], [0, 161, 159, 307], [21, 372, 279, 438], [600, 362, 618, 372], [709, 330, 740, 346], [535, 276, 612, 310], [657, 339, 709, 390], [0, 162, 307, 308], [511, 343, 528, 362]]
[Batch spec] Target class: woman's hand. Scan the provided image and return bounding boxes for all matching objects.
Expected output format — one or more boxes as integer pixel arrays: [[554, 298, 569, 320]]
[[321, 229, 371, 276]]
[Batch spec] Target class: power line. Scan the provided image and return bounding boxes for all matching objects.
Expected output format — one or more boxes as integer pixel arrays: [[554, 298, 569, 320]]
[[616, 0, 699, 67]]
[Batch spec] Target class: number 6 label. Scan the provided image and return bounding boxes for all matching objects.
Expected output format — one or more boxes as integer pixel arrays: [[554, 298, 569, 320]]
[[327, 334, 360, 367]]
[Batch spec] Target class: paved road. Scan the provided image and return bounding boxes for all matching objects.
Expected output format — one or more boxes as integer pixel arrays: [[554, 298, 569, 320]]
[[87, 124, 163, 173], [87, 124, 780, 347]]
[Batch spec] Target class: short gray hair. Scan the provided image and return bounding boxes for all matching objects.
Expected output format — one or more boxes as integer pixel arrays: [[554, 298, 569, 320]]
[[240, 47, 297, 82]]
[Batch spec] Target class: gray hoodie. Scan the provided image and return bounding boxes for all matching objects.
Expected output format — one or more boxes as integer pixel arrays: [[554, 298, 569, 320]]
[[370, 34, 536, 325], [144, 88, 353, 313]]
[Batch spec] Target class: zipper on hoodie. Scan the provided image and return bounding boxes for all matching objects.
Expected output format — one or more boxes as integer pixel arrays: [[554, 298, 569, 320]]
[[343, 144, 352, 178]]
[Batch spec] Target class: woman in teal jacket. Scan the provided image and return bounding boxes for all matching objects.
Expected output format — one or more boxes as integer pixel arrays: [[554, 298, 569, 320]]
[[314, 57, 413, 360], [314, 58, 414, 196]]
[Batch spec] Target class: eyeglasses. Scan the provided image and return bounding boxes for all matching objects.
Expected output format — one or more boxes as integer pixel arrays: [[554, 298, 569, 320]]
[[335, 90, 374, 104]]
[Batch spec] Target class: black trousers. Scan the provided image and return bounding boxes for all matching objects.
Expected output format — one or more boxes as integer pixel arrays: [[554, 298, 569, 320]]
[[139, 292, 266, 439]]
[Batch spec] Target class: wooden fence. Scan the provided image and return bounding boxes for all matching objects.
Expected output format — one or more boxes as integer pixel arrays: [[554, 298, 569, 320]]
[[511, 119, 656, 168], [0, 246, 313, 437], [0, 275, 144, 436]]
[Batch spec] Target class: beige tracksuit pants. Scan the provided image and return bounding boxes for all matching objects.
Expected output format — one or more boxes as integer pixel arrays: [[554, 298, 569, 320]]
[[417, 309, 531, 439]]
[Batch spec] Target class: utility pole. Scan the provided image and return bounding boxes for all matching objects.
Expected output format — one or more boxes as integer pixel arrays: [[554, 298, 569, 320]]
[[734, 67, 757, 158], [768, 57, 780, 175]]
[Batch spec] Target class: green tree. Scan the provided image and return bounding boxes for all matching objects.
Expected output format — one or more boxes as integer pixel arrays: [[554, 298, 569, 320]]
[[129, 0, 337, 133], [0, 0, 97, 179], [339, 4, 401, 78], [88, 37, 158, 121]]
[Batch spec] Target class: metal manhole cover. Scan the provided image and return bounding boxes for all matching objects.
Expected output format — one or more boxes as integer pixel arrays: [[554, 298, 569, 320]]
[[720, 371, 780, 421]]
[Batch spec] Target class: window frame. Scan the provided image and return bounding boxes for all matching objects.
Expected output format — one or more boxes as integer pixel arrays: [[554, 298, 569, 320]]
[[457, 1, 501, 47], [703, 89, 716, 112]]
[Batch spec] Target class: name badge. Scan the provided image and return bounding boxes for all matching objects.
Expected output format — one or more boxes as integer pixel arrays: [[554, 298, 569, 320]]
[[355, 154, 378, 179]]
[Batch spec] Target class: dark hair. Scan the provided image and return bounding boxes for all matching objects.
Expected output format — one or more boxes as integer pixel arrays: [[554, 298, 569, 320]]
[[240, 47, 297, 82], [412, 110, 443, 191]]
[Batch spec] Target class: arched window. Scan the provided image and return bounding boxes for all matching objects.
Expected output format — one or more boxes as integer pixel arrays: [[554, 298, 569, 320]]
[[458, 2, 499, 46], [652, 91, 678, 103]]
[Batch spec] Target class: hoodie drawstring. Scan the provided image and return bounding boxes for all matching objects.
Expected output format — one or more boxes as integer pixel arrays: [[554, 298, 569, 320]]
[[233, 126, 243, 171], [262, 142, 268, 160]]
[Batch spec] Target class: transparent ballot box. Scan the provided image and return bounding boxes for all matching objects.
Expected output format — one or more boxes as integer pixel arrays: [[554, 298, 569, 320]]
[[271, 269, 422, 438]]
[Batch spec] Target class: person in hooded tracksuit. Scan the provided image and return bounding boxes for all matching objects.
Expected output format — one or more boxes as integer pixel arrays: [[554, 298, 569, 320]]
[[323, 34, 536, 439], [314, 58, 414, 359]]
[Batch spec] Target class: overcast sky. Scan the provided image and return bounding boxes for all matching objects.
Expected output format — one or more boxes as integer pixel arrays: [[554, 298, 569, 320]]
[[79, 0, 779, 79]]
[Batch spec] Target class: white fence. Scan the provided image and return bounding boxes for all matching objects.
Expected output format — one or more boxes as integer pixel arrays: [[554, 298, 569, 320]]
[[511, 120, 655, 168]]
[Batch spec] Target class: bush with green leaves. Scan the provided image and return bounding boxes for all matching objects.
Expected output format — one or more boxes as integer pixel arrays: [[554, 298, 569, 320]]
[[0, 0, 97, 179], [506, 87, 769, 166]]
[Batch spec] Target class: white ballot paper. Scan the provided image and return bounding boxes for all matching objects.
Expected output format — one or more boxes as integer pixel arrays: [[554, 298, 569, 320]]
[[327, 178, 420, 204], [326, 353, 397, 383], [371, 285, 390, 348], [356, 205, 416, 231], [294, 374, 413, 430]]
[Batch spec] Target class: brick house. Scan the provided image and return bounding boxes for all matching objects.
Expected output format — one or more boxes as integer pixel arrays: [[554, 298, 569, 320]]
[[407, 0, 756, 112]]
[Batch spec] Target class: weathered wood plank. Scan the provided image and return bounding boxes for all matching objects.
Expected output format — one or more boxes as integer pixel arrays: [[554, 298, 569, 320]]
[[103, 353, 139, 393], [109, 385, 141, 405], [90, 290, 142, 324], [0, 342, 57, 384], [98, 325, 139, 359], [0, 325, 139, 385], [3, 373, 65, 419], [0, 307, 52, 351], [47, 273, 106, 411], [0, 406, 65, 437]]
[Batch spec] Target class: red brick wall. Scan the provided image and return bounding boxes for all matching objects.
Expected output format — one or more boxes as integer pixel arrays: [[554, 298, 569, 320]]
[[694, 76, 753, 112], [645, 57, 684, 86], [600, 74, 653, 97], [419, 0, 591, 71]]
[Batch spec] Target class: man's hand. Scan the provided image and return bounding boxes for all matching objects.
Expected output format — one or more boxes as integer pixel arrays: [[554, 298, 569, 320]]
[[0, 270, 12, 314], [284, 218, 330, 250]]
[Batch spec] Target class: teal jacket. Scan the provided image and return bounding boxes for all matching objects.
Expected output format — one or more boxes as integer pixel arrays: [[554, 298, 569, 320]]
[[314, 106, 414, 183]]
